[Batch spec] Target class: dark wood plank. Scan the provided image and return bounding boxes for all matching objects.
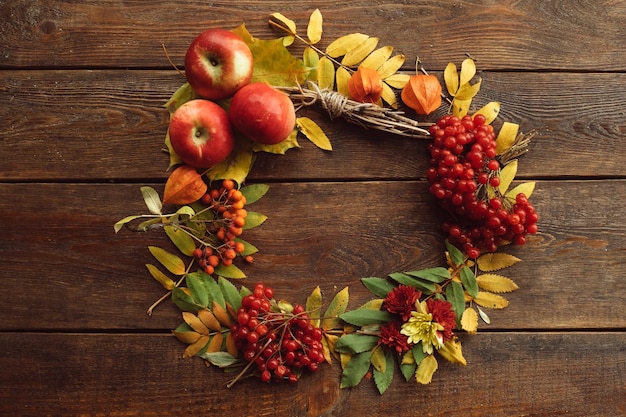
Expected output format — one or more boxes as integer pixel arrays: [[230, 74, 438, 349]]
[[1, 1, 625, 71], [1, 180, 623, 331], [1, 70, 625, 182], [0, 332, 623, 416]]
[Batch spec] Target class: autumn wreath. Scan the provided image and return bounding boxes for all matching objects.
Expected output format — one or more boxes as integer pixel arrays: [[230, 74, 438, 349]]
[[115, 10, 538, 393]]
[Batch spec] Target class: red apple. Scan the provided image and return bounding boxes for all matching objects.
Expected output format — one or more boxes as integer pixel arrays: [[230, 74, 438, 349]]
[[184, 28, 254, 100], [168, 99, 235, 169], [228, 82, 296, 145]]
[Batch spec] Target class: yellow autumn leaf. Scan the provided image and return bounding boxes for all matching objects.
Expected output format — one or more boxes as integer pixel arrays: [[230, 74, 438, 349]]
[[322, 333, 340, 363], [477, 252, 521, 271], [317, 56, 335, 90], [172, 330, 201, 344], [401, 350, 414, 365], [454, 78, 482, 100], [444, 62, 459, 95], [461, 307, 478, 334], [197, 308, 222, 332], [476, 274, 519, 293], [459, 58, 477, 86], [307, 8, 323, 44], [206, 333, 224, 353], [360, 46, 394, 70], [182, 311, 209, 336], [335, 66, 351, 97], [496, 121, 520, 155], [342, 36, 379, 66], [438, 338, 467, 365], [183, 335, 209, 358], [225, 332, 238, 357], [148, 246, 186, 275], [145, 264, 175, 290], [384, 73, 410, 89], [370, 346, 386, 373], [474, 291, 509, 309], [498, 159, 518, 195], [269, 12, 296, 36], [415, 354, 438, 384], [326, 33, 369, 57], [474, 101, 501, 125], [306, 285, 323, 327], [376, 54, 406, 79], [340, 352, 352, 369], [381, 82, 397, 108], [296, 117, 332, 151], [452, 98, 472, 117], [322, 286, 349, 331], [505, 181, 536, 202], [303, 46, 319, 81]]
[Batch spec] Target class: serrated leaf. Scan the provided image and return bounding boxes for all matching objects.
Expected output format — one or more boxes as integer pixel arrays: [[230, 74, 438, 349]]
[[211, 300, 234, 327], [326, 33, 369, 58], [438, 338, 467, 365], [370, 346, 386, 373], [141, 186, 162, 215], [459, 58, 477, 86], [197, 308, 222, 332], [444, 62, 459, 96], [214, 263, 246, 279], [306, 286, 323, 327], [145, 264, 175, 290], [182, 311, 209, 336], [307, 9, 323, 44], [148, 246, 186, 275], [361, 277, 396, 298], [505, 181, 536, 202], [477, 252, 521, 271], [460, 266, 478, 298], [183, 334, 209, 358], [360, 46, 393, 70], [297, 117, 332, 151], [445, 280, 465, 327], [496, 121, 520, 155], [476, 274, 519, 293], [373, 349, 394, 395], [317, 56, 335, 90], [445, 240, 465, 266], [477, 306, 491, 324], [335, 66, 351, 97], [218, 276, 242, 312], [240, 183, 269, 205], [164, 225, 196, 257], [186, 272, 209, 308], [242, 211, 267, 230], [377, 54, 405, 79], [113, 215, 142, 233], [498, 159, 518, 195], [340, 350, 373, 388], [384, 73, 410, 89], [172, 287, 202, 312], [415, 354, 438, 384], [473, 101, 500, 125], [269, 12, 296, 36], [405, 267, 451, 283], [340, 310, 394, 326], [461, 307, 478, 334], [335, 334, 379, 354], [474, 291, 509, 309], [322, 286, 349, 331], [389, 272, 436, 294]]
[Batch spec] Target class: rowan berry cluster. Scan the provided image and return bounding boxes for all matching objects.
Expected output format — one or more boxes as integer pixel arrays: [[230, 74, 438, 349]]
[[427, 114, 538, 258], [191, 179, 252, 275], [230, 283, 325, 383]]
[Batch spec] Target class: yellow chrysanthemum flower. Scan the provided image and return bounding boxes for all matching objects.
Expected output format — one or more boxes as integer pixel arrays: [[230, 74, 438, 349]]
[[400, 301, 445, 355]]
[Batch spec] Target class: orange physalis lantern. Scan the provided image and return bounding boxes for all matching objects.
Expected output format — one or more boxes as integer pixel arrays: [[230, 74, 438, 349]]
[[347, 66, 383, 104], [401, 74, 442, 115], [162, 164, 208, 205]]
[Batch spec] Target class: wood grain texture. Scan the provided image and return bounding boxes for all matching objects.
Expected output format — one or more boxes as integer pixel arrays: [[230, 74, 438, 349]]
[[1, 70, 625, 181], [1, 0, 625, 71], [0, 332, 623, 416]]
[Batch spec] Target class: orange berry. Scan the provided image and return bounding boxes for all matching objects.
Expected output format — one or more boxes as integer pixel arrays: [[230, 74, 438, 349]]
[[221, 258, 233, 267], [244, 255, 254, 264], [235, 241, 245, 254], [204, 265, 214, 275], [233, 216, 246, 228], [231, 200, 245, 210], [208, 255, 220, 267], [222, 179, 235, 190], [236, 209, 248, 218]]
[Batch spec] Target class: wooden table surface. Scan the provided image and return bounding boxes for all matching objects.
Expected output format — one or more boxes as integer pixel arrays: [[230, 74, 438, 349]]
[[1, 1, 625, 416]]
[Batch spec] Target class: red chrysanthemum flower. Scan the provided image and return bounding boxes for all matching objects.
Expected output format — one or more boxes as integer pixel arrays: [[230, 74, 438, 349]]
[[383, 285, 421, 321], [378, 321, 411, 354], [426, 298, 456, 342]]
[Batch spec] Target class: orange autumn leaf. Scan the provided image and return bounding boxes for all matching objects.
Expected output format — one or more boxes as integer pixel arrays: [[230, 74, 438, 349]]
[[163, 165, 207, 205], [401, 74, 442, 115]]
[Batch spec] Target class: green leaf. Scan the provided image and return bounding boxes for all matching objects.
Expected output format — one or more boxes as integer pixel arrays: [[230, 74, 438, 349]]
[[199, 351, 240, 367], [240, 183, 269, 204], [373, 349, 395, 395], [405, 267, 451, 283], [234, 237, 258, 256], [411, 343, 427, 365], [218, 276, 242, 312], [388, 272, 436, 294], [340, 350, 373, 389], [334, 334, 379, 354], [460, 266, 478, 298], [186, 272, 209, 308], [148, 246, 186, 275], [242, 211, 267, 230], [172, 287, 202, 312], [113, 215, 142, 233], [214, 263, 246, 279], [445, 239, 465, 265], [322, 287, 349, 331], [164, 225, 196, 257], [141, 186, 162, 215], [400, 350, 417, 382], [445, 281, 466, 327], [340, 310, 394, 326], [361, 277, 395, 298], [296, 117, 333, 151]]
